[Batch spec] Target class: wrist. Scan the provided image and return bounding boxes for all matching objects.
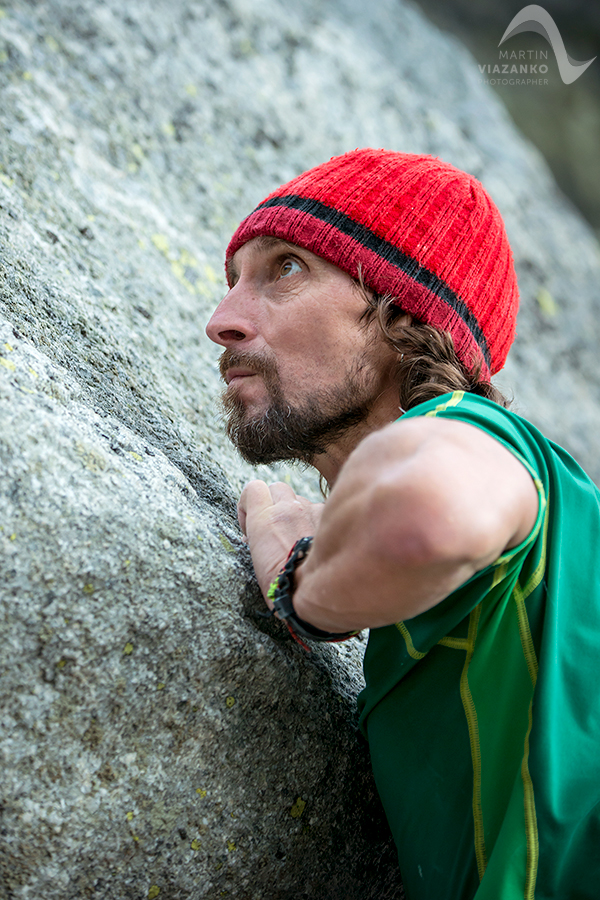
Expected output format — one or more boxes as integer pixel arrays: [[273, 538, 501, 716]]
[[267, 538, 359, 648]]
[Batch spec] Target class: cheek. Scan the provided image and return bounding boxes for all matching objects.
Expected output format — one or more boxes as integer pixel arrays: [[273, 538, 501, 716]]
[[279, 332, 366, 389]]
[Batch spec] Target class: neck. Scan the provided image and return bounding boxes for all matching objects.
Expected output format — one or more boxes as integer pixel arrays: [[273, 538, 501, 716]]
[[312, 389, 403, 487]]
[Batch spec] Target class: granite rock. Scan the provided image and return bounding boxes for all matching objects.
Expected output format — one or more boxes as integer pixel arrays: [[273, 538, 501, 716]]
[[1, 0, 600, 898]]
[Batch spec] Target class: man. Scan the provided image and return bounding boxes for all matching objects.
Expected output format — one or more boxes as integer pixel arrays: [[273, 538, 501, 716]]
[[205, 149, 600, 899]]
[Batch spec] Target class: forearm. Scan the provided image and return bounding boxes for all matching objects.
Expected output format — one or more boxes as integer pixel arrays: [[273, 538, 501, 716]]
[[289, 417, 537, 632], [291, 491, 479, 633]]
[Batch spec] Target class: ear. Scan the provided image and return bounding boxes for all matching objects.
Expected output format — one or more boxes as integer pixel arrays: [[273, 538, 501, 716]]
[[395, 311, 413, 328]]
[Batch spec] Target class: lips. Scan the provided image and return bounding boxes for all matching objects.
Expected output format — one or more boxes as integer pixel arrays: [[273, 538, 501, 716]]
[[224, 367, 256, 385]]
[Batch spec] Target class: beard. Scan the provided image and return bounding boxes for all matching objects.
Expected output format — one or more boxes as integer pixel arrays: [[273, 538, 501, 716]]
[[219, 347, 383, 466]]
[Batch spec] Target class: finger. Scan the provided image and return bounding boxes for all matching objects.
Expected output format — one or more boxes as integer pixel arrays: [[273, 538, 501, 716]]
[[237, 503, 247, 535], [268, 481, 297, 504], [238, 481, 275, 531]]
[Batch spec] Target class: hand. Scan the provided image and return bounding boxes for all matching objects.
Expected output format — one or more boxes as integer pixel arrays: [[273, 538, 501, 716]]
[[238, 480, 325, 602]]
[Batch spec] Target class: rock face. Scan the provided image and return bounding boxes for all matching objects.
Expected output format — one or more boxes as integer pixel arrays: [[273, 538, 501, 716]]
[[1, 1, 600, 898]]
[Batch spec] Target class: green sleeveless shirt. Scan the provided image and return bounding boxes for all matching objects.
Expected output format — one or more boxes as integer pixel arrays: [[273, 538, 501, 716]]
[[357, 391, 600, 900]]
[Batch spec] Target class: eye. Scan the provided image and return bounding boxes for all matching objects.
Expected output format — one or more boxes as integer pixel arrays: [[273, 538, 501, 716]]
[[279, 257, 302, 278]]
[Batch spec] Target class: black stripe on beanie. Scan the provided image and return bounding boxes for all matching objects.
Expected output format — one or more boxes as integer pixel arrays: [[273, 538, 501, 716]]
[[257, 194, 491, 370]]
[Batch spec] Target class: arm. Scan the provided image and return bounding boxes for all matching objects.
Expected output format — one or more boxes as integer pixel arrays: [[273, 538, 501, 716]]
[[239, 417, 539, 633]]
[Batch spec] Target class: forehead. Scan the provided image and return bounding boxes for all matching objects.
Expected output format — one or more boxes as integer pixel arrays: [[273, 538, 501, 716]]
[[226, 236, 319, 283]]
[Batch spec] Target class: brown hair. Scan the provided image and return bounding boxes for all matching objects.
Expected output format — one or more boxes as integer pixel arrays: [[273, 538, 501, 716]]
[[361, 289, 511, 411]]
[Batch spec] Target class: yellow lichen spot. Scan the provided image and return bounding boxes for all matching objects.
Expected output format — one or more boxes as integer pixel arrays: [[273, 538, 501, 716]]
[[132, 834, 140, 842], [9, 533, 16, 541], [45, 35, 60, 52], [179, 250, 198, 268], [83, 583, 95, 594], [127, 450, 143, 462], [0, 357, 16, 371], [148, 886, 160, 899], [131, 143, 144, 161], [162, 122, 175, 137], [195, 281, 213, 298], [230, 811, 237, 819], [203, 264, 218, 283], [4, 343, 13, 351], [0, 51, 8, 63], [124, 559, 131, 567], [197, 535, 203, 541], [225, 696, 235, 709], [87, 214, 96, 222], [227, 840, 236, 852], [238, 37, 254, 56], [195, 788, 207, 798], [185, 83, 198, 96], [127, 162, 138, 174], [57, 659, 66, 669], [22, 70, 33, 81], [51, 171, 60, 181], [28, 367, 38, 378], [76, 443, 106, 473], [126, 811, 134, 821], [290, 797, 306, 819], [157, 682, 165, 691], [170, 259, 196, 294], [123, 642, 134, 655], [190, 838, 201, 850], [151, 233, 169, 255], [537, 288, 558, 317], [0, 173, 14, 187], [219, 534, 236, 553]]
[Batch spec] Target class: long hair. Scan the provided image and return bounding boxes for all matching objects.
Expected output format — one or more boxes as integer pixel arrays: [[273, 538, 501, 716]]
[[360, 288, 511, 411]]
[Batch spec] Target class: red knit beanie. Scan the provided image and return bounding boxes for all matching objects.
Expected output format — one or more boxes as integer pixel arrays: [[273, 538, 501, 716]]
[[226, 148, 519, 378]]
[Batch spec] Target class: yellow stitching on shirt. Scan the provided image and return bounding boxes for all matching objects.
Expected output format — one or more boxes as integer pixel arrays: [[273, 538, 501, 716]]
[[513, 542, 541, 896], [438, 636, 469, 650], [511, 486, 547, 689], [495, 478, 546, 568], [424, 390, 465, 417], [492, 561, 508, 588], [522, 698, 539, 899], [395, 621, 428, 660], [513, 581, 539, 687], [521, 485, 549, 602], [459, 604, 487, 881]]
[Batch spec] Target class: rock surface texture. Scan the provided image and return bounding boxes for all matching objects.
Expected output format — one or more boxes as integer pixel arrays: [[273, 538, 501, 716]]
[[1, 1, 600, 899]]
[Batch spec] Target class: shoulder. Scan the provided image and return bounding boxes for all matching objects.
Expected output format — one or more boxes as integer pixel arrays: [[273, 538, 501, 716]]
[[346, 393, 540, 565]]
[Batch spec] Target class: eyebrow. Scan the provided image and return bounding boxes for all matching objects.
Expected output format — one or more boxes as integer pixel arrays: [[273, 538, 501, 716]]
[[226, 236, 303, 283]]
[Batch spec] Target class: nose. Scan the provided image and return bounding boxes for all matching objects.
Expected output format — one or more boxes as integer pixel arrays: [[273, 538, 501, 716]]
[[205, 286, 259, 347]]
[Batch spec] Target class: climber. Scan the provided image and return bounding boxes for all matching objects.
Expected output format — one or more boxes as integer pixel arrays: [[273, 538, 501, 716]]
[[205, 148, 600, 900]]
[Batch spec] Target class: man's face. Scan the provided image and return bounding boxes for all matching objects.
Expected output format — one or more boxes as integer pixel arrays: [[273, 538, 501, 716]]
[[205, 236, 395, 465]]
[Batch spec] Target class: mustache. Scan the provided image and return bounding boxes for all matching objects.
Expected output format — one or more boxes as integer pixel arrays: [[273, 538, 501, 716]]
[[218, 347, 279, 382]]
